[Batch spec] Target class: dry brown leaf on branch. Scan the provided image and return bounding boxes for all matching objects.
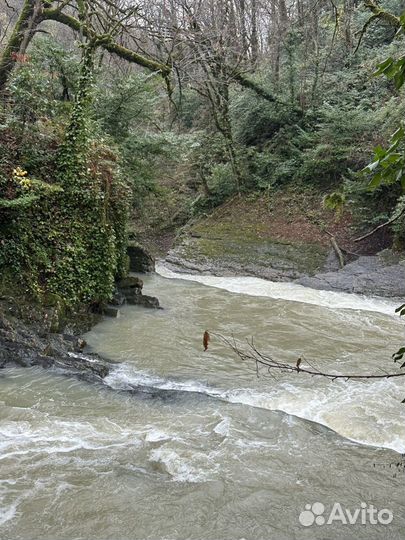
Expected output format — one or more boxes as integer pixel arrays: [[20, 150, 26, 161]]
[[203, 331, 210, 351]]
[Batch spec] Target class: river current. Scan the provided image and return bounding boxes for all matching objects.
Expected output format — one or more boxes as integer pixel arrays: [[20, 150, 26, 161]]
[[1, 264, 404, 539]]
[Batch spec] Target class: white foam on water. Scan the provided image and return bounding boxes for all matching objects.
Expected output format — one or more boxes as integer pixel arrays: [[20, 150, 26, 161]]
[[224, 382, 405, 453], [151, 264, 405, 452], [148, 446, 220, 482], [0, 479, 47, 527], [0, 419, 142, 461], [105, 363, 405, 453], [213, 417, 231, 437], [104, 363, 223, 398], [144, 429, 173, 443], [0, 499, 18, 526], [157, 263, 399, 316]]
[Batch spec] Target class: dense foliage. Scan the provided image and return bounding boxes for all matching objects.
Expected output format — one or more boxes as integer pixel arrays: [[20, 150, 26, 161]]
[[1, 0, 405, 314], [0, 39, 129, 312]]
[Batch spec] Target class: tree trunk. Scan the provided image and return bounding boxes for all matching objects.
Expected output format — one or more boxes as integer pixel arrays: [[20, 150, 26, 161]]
[[0, 0, 42, 94], [251, 0, 259, 65], [238, 0, 248, 56], [343, 0, 354, 49]]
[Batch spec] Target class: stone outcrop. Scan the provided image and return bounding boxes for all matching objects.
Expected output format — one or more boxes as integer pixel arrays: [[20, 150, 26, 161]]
[[104, 276, 160, 316], [115, 276, 160, 309], [165, 234, 338, 282], [296, 253, 405, 297], [166, 235, 405, 298], [127, 242, 155, 273], [0, 307, 110, 382]]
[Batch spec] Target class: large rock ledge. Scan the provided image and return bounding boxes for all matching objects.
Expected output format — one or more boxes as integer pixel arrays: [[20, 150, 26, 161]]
[[166, 240, 405, 298], [296, 254, 405, 297], [0, 308, 110, 382]]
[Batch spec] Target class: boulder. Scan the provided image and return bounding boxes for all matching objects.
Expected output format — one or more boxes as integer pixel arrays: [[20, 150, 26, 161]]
[[115, 276, 161, 309], [110, 290, 126, 306], [117, 276, 143, 291], [127, 294, 160, 309], [296, 253, 405, 297], [116, 276, 142, 302], [104, 306, 120, 318], [127, 243, 155, 273]]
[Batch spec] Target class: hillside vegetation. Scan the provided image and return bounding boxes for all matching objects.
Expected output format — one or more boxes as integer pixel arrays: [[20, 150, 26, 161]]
[[1, 0, 405, 315]]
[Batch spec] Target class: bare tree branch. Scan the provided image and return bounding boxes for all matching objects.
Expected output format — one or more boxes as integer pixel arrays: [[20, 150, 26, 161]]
[[205, 332, 405, 383], [354, 207, 405, 243]]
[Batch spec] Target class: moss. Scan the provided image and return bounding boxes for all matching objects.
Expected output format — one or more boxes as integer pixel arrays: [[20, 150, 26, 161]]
[[173, 191, 334, 275], [43, 8, 171, 76], [175, 232, 327, 275], [0, 0, 36, 89]]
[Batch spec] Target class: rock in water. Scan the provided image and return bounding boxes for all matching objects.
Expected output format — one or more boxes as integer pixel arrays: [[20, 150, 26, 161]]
[[0, 307, 110, 381], [115, 276, 160, 309], [104, 306, 120, 318], [116, 276, 143, 303], [127, 242, 155, 273], [110, 290, 126, 306], [117, 276, 144, 290], [127, 294, 160, 309]]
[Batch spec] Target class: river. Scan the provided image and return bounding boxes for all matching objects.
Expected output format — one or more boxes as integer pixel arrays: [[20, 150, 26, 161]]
[[1, 265, 404, 539]]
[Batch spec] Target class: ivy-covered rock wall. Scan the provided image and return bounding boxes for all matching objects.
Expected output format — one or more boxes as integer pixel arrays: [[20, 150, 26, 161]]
[[0, 41, 130, 314]]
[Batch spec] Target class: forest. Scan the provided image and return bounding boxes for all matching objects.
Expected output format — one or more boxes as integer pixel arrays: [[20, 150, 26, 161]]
[[1, 1, 405, 540], [1, 0, 405, 312]]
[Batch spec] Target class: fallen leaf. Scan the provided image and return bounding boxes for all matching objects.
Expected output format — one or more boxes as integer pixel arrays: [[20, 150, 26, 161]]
[[203, 330, 210, 351]]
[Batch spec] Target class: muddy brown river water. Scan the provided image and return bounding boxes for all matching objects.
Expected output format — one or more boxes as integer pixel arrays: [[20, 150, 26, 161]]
[[1, 265, 404, 539]]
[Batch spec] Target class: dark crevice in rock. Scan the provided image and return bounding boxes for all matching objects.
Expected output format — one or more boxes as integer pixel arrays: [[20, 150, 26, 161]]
[[127, 243, 155, 273]]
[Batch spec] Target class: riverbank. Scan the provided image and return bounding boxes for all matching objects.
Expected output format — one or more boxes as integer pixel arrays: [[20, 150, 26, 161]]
[[0, 275, 158, 381], [2, 187, 404, 382], [164, 191, 405, 298], [0, 301, 110, 382]]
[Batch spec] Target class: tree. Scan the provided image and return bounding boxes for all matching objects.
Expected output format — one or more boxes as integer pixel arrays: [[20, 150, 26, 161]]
[[0, 0, 171, 94]]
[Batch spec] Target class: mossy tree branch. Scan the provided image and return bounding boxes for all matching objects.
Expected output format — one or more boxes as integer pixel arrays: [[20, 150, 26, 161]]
[[0, 1, 171, 94], [363, 0, 401, 30], [42, 7, 171, 76], [0, 0, 40, 92]]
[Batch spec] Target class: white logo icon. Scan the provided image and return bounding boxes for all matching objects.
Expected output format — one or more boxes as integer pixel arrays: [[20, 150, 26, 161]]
[[299, 502, 393, 527], [299, 502, 325, 527]]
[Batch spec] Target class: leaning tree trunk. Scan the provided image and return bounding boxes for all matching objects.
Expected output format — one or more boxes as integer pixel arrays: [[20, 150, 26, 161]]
[[0, 0, 42, 93]]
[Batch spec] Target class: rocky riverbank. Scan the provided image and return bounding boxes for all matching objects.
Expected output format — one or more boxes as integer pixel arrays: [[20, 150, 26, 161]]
[[0, 304, 111, 382], [0, 256, 159, 381], [166, 245, 405, 298], [164, 194, 405, 298]]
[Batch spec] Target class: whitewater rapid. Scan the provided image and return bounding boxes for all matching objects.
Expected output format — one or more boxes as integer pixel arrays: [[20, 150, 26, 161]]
[[2, 268, 405, 539], [151, 263, 405, 452], [157, 262, 399, 316]]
